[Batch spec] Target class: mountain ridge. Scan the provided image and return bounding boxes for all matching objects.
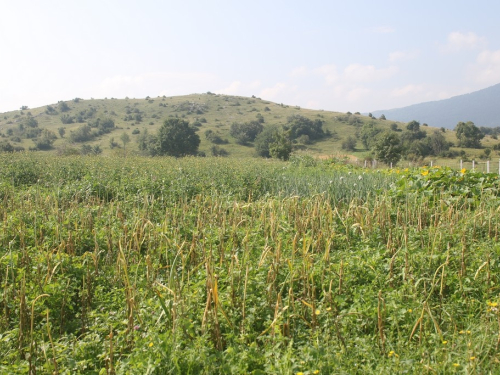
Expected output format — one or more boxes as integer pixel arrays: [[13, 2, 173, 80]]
[[370, 83, 500, 129]]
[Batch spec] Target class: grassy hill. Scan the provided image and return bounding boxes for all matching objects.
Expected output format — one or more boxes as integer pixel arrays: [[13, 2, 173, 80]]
[[0, 93, 498, 160]]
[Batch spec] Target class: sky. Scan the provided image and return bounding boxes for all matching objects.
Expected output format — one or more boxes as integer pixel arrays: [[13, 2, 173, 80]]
[[1, 0, 500, 114]]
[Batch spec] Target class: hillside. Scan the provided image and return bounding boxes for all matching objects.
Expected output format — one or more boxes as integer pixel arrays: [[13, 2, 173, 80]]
[[0, 93, 497, 159], [371, 83, 500, 129]]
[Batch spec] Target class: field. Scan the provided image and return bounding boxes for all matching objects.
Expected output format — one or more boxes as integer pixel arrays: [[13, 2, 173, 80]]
[[1, 153, 500, 374]]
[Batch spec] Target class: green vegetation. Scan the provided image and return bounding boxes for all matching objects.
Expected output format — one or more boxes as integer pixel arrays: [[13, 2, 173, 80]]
[[455, 121, 484, 148], [0, 94, 499, 163], [1, 154, 500, 373]]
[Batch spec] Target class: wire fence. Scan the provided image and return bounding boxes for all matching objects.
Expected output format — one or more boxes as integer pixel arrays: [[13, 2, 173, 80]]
[[349, 159, 500, 174]]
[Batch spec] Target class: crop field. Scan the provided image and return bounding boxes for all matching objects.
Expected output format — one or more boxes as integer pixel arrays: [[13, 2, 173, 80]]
[[1, 154, 500, 374]]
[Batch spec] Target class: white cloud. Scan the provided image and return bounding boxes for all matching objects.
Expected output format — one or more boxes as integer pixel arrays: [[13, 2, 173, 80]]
[[388, 50, 420, 63], [315, 65, 338, 84], [391, 84, 424, 97], [219, 81, 242, 95], [442, 31, 487, 52], [470, 49, 500, 84], [259, 83, 288, 100], [477, 49, 500, 65], [305, 100, 320, 109]]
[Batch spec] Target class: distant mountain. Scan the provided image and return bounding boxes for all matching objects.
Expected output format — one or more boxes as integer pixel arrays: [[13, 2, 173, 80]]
[[371, 83, 500, 129]]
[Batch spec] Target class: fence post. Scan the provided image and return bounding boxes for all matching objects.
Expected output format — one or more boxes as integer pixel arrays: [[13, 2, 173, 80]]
[[460, 159, 463, 170], [430, 160, 433, 167], [364, 160, 367, 168], [390, 162, 393, 169], [472, 160, 475, 171], [487, 160, 490, 173]]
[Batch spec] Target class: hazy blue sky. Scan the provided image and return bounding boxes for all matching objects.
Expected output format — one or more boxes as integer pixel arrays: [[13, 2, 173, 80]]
[[1, 0, 500, 113]]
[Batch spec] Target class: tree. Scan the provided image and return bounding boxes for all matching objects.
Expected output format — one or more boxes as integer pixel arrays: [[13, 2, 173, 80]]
[[58, 127, 66, 138], [33, 129, 57, 150], [58, 101, 70, 112], [269, 130, 292, 161], [372, 131, 403, 165], [360, 122, 381, 149], [341, 136, 357, 151], [379, 114, 386, 120], [455, 121, 484, 148], [427, 130, 450, 155], [230, 121, 264, 144], [69, 125, 93, 143], [120, 132, 131, 149], [255, 125, 279, 157], [0, 140, 14, 152], [156, 118, 200, 157], [286, 115, 325, 141], [406, 120, 420, 132], [210, 145, 229, 157]]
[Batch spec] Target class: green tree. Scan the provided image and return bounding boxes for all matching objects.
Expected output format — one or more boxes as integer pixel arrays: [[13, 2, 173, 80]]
[[341, 136, 357, 151], [286, 115, 325, 141], [427, 130, 450, 155], [0, 140, 14, 152], [372, 131, 403, 165], [360, 122, 381, 149], [230, 121, 264, 145], [269, 130, 292, 161], [406, 120, 420, 132], [210, 145, 229, 157], [33, 129, 57, 150], [58, 101, 70, 112], [455, 121, 484, 148], [254, 125, 279, 157], [156, 118, 200, 157], [69, 125, 93, 142], [120, 132, 131, 153]]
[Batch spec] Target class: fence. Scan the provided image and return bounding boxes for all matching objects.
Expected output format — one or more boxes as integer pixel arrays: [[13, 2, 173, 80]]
[[349, 159, 500, 174]]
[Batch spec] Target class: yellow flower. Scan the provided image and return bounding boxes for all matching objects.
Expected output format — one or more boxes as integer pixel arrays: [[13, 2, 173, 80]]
[[326, 307, 332, 311], [487, 301, 498, 307], [404, 168, 409, 172], [466, 330, 471, 334], [442, 340, 448, 345], [315, 309, 321, 315], [408, 309, 413, 313], [421, 170, 429, 176], [461, 168, 466, 174], [313, 371, 320, 375], [149, 342, 154, 347], [296, 372, 304, 375], [388, 350, 398, 357], [470, 356, 476, 361], [459, 330, 465, 334], [453, 363, 460, 367]]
